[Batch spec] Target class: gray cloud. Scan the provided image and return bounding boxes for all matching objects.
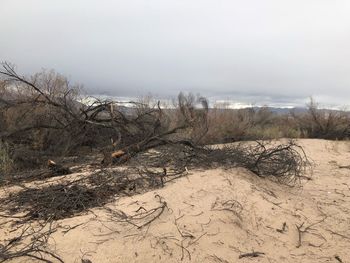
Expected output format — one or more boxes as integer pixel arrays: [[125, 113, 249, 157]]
[[1, 0, 350, 107]]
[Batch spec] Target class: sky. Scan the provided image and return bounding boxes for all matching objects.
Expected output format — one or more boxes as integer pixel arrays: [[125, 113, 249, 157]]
[[1, 0, 350, 108]]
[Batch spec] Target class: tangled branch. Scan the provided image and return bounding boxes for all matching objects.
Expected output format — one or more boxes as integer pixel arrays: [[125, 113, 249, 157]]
[[0, 222, 63, 263]]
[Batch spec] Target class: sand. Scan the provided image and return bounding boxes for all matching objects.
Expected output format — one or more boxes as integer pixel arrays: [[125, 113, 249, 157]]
[[1, 139, 349, 263]]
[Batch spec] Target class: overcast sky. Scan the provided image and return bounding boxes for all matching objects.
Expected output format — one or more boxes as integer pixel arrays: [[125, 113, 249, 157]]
[[1, 0, 350, 107]]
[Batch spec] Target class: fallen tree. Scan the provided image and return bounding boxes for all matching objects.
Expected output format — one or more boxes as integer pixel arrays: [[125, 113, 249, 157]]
[[0, 62, 209, 170]]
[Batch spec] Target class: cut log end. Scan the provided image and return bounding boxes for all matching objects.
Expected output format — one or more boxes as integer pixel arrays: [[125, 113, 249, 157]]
[[47, 159, 71, 176]]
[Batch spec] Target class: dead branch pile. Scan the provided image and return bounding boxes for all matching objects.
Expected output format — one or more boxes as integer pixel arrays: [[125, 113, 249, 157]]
[[197, 140, 309, 184], [0, 171, 135, 222], [0, 167, 172, 262], [130, 138, 309, 186], [138, 140, 309, 185], [0, 139, 308, 226], [127, 143, 196, 177], [0, 166, 168, 223], [1, 184, 105, 222]]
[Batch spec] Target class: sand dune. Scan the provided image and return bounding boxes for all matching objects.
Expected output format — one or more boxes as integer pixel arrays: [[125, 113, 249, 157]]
[[1, 139, 349, 263]]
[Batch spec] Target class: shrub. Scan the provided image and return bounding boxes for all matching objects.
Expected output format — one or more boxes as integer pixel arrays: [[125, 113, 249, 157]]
[[291, 98, 350, 140], [0, 140, 13, 177], [202, 106, 279, 144]]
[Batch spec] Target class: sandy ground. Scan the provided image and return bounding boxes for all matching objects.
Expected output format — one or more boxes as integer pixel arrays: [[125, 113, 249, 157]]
[[1, 139, 350, 263]]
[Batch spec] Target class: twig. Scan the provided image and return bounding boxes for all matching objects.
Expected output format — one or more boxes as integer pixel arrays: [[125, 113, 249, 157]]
[[335, 255, 343, 263], [276, 222, 287, 233], [326, 229, 350, 240], [239, 251, 265, 259], [295, 217, 327, 248], [174, 241, 191, 261]]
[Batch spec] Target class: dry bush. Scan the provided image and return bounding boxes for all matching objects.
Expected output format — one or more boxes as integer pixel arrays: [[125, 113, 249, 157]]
[[0, 163, 172, 223], [203, 106, 282, 144], [0, 65, 84, 164], [204, 107, 252, 143], [227, 140, 308, 184], [169, 92, 209, 143], [273, 114, 302, 138], [0, 140, 14, 178], [291, 98, 350, 139], [1, 184, 110, 221]]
